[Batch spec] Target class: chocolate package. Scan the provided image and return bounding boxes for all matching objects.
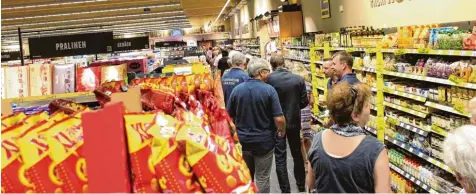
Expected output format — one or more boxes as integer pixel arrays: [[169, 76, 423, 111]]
[[4, 66, 29, 98], [101, 64, 127, 84], [126, 58, 148, 73], [29, 63, 53, 97], [53, 64, 76, 94], [76, 66, 101, 92]]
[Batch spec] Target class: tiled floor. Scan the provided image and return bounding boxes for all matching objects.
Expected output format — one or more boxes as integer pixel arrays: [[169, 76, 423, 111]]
[[269, 146, 300, 193]]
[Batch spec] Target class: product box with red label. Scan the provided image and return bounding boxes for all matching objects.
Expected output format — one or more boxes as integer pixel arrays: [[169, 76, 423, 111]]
[[29, 63, 53, 96]]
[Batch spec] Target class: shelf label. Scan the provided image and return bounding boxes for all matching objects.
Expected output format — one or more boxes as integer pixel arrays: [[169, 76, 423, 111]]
[[416, 180, 421, 185], [410, 177, 415, 182], [418, 152, 424, 158]]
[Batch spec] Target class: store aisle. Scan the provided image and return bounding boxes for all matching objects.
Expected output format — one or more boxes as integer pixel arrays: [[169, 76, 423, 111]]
[[270, 145, 299, 193]]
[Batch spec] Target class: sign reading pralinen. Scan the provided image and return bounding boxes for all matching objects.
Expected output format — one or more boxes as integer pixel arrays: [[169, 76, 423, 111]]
[[28, 32, 113, 59], [371, 0, 406, 8]]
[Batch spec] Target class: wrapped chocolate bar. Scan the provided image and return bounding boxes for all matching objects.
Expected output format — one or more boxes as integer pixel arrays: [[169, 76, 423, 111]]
[[101, 64, 127, 84], [29, 63, 53, 97], [48, 99, 87, 115], [93, 81, 127, 107], [53, 64, 75, 94], [76, 66, 101, 92], [4, 66, 29, 98]]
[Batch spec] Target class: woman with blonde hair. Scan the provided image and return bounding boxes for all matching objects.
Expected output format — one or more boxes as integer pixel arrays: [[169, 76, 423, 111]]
[[306, 82, 391, 193]]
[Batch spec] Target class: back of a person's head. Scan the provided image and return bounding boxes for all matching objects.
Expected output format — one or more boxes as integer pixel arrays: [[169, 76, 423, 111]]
[[231, 52, 246, 67], [222, 50, 229, 57], [327, 82, 371, 125], [247, 58, 270, 78], [270, 54, 285, 69], [443, 125, 476, 192]]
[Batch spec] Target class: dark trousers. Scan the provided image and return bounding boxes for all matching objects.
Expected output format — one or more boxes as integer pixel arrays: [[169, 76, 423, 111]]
[[243, 148, 274, 193], [275, 128, 306, 192]]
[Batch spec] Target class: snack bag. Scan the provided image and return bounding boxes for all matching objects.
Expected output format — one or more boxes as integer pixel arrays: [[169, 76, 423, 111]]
[[140, 89, 176, 114], [124, 112, 160, 193], [17, 112, 68, 193], [200, 73, 213, 91], [176, 124, 256, 193], [1, 124, 34, 193], [23, 111, 49, 126], [1, 112, 27, 129], [48, 99, 87, 115], [148, 113, 202, 193], [46, 117, 87, 193], [176, 76, 188, 94], [93, 81, 127, 107]]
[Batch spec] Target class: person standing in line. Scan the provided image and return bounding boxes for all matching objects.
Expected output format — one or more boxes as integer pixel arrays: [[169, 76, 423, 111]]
[[267, 54, 309, 193], [306, 82, 391, 193], [226, 58, 286, 193], [443, 125, 476, 193], [330, 51, 360, 88], [206, 46, 213, 63], [322, 58, 338, 89], [211, 47, 221, 69], [222, 52, 250, 106], [217, 50, 230, 76], [227, 45, 239, 59]]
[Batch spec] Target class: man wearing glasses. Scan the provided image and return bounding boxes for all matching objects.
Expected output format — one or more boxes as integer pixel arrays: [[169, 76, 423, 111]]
[[226, 58, 286, 193]]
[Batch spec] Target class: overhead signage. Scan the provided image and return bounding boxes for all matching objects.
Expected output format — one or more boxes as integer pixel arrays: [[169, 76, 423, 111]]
[[28, 32, 113, 59], [371, 0, 406, 8], [155, 41, 186, 48], [320, 0, 331, 19], [170, 29, 184, 37], [1, 51, 22, 62], [113, 36, 149, 52]]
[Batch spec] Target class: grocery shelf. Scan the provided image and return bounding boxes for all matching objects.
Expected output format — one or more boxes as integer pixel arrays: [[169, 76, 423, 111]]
[[314, 46, 476, 57], [383, 88, 427, 102], [362, 67, 376, 73], [425, 101, 470, 117], [4, 92, 96, 105], [383, 71, 476, 90], [284, 57, 311, 63], [284, 46, 310, 50], [385, 136, 455, 175], [315, 61, 324, 64], [365, 126, 377, 135], [244, 45, 260, 47], [387, 116, 430, 137], [389, 163, 438, 194], [383, 101, 428, 118]]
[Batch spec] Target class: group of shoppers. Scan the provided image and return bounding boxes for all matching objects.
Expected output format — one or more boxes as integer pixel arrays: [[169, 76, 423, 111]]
[[219, 49, 476, 193]]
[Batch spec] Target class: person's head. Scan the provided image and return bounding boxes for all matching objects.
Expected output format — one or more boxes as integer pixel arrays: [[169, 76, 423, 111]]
[[213, 47, 220, 57], [270, 54, 285, 70], [332, 51, 353, 78], [467, 97, 476, 125], [327, 82, 371, 127], [443, 125, 476, 193], [231, 52, 246, 69], [222, 50, 229, 57], [322, 58, 335, 78], [209, 47, 212, 50], [226, 45, 234, 52], [247, 58, 271, 81]]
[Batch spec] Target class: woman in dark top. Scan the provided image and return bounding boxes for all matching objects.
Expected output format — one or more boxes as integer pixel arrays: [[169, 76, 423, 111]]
[[306, 82, 391, 193], [217, 50, 230, 76]]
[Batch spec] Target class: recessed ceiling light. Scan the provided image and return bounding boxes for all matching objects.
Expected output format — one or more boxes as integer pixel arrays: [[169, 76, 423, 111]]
[[2, 0, 110, 11]]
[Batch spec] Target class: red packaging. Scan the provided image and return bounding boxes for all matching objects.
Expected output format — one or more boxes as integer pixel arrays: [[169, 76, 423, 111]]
[[124, 112, 159, 193], [93, 81, 127, 107], [126, 58, 148, 73], [76, 66, 101, 92], [140, 89, 176, 113], [148, 113, 202, 193]]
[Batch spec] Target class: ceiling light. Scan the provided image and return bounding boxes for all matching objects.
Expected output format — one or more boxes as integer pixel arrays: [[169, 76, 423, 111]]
[[2, 3, 180, 21], [2, 10, 185, 28], [212, 0, 230, 25], [2, 0, 110, 11]]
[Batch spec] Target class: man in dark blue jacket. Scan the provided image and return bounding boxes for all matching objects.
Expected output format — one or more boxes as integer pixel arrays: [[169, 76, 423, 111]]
[[227, 58, 286, 193], [267, 54, 309, 193], [222, 52, 249, 106]]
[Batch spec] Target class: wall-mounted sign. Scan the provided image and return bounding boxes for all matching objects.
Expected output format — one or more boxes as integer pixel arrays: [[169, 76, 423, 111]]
[[170, 29, 184, 37], [1, 51, 22, 61], [113, 36, 149, 52], [242, 23, 250, 34], [321, 0, 331, 19], [155, 41, 186, 47], [186, 40, 197, 47], [371, 0, 406, 8], [28, 32, 113, 59]]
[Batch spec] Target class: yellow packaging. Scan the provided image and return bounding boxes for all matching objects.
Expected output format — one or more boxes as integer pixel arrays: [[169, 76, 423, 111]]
[[5, 66, 29, 98], [1, 112, 27, 129], [29, 63, 53, 97], [101, 64, 127, 84]]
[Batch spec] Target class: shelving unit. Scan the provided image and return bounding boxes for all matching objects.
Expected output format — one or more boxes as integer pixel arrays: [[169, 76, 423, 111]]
[[383, 101, 428, 118], [3, 92, 96, 107], [390, 163, 439, 194]]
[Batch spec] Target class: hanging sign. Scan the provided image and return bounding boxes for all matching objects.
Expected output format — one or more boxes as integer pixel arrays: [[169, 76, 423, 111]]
[[320, 0, 331, 19], [1, 51, 21, 61], [28, 32, 113, 59], [186, 40, 197, 47], [113, 36, 149, 52]]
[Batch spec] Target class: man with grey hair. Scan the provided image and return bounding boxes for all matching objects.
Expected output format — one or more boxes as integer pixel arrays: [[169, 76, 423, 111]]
[[227, 58, 286, 193], [222, 52, 250, 106], [443, 125, 476, 193], [267, 54, 309, 193]]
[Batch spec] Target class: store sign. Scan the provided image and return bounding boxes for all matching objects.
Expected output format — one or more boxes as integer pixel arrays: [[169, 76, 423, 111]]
[[371, 0, 406, 8], [155, 41, 186, 47], [321, 0, 330, 19], [28, 32, 113, 59], [186, 40, 197, 47], [1, 51, 21, 61], [113, 36, 149, 52]]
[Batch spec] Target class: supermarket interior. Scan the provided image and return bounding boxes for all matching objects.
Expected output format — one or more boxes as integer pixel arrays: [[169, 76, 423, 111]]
[[1, 0, 476, 193]]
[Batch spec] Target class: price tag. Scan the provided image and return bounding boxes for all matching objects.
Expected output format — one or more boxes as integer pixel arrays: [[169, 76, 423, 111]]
[[409, 147, 414, 153], [423, 185, 428, 190], [418, 152, 424, 158], [472, 51, 476, 57], [405, 174, 410, 178], [442, 50, 450, 55], [416, 180, 421, 185], [444, 165, 449, 171], [435, 161, 442, 167], [410, 177, 415, 182], [449, 50, 455, 55], [419, 130, 425, 135], [437, 50, 443, 55], [461, 51, 467, 56]]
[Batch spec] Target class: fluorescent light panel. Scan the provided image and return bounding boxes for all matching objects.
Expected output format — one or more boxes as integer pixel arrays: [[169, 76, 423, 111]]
[[2, 3, 180, 21], [3, 10, 185, 27], [2, 0, 110, 10], [213, 0, 231, 25], [1, 15, 188, 34]]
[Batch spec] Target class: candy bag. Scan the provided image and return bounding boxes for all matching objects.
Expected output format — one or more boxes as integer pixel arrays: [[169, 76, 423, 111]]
[[140, 89, 176, 114], [48, 99, 87, 115], [1, 112, 27, 129], [176, 125, 256, 193], [1, 124, 34, 193], [46, 117, 87, 193], [93, 81, 127, 107], [17, 112, 68, 193], [24, 111, 49, 125], [124, 112, 160, 193], [148, 113, 202, 193]]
